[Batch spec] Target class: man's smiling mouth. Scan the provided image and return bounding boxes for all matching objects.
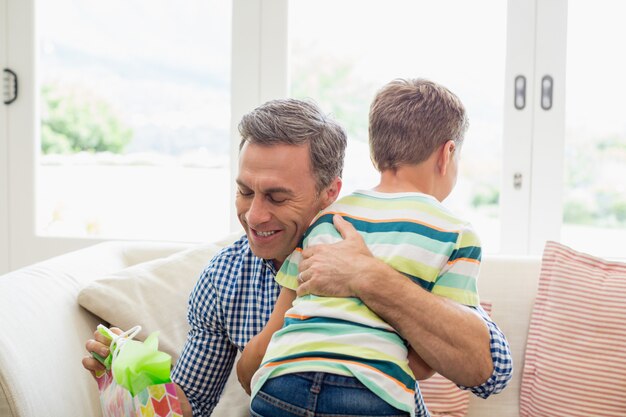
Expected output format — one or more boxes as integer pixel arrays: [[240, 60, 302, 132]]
[[255, 230, 277, 237]]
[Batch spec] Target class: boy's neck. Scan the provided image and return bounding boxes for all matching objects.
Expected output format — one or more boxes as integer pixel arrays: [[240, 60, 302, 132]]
[[374, 164, 445, 202]]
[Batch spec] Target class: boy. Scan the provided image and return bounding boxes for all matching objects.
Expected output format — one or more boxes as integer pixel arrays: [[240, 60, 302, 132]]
[[238, 78, 481, 417]]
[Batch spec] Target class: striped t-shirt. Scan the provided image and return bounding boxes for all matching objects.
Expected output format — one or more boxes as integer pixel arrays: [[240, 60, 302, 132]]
[[250, 190, 482, 416]]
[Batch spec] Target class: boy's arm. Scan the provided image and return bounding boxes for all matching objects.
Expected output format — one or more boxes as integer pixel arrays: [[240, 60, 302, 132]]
[[236, 287, 296, 394], [408, 346, 436, 380]]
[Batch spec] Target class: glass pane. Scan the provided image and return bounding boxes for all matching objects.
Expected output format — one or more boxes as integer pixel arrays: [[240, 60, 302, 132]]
[[289, 0, 507, 253], [37, 0, 231, 241], [562, 0, 626, 258]]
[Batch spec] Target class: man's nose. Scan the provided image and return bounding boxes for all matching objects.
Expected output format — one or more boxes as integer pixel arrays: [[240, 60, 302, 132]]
[[245, 196, 271, 226]]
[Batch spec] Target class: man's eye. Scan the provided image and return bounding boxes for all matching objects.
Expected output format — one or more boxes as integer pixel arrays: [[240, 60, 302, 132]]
[[268, 195, 286, 204], [238, 189, 253, 197]]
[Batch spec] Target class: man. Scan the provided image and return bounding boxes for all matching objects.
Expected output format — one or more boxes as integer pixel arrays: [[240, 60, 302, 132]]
[[84, 98, 512, 417], [240, 79, 495, 417]]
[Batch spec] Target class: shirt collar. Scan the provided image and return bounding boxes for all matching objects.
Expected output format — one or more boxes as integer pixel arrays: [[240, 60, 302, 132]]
[[262, 258, 278, 275]]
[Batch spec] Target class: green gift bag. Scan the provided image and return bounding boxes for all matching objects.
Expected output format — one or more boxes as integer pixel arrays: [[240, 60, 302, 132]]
[[94, 325, 183, 417]]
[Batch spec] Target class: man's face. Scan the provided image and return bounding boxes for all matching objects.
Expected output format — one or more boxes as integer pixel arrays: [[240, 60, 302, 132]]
[[236, 142, 340, 267]]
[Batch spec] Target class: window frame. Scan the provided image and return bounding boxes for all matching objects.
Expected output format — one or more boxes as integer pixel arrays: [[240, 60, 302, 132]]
[[2, 0, 608, 272], [0, 0, 9, 273]]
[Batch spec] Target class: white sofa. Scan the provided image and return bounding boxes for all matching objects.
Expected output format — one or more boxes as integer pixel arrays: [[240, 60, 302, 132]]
[[0, 238, 542, 417]]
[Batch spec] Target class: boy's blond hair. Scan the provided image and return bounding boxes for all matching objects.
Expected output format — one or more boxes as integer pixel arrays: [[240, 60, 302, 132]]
[[369, 78, 469, 171]]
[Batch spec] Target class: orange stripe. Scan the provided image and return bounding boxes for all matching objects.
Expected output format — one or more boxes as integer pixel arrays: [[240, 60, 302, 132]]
[[263, 356, 415, 394], [446, 257, 480, 266], [284, 313, 311, 320]]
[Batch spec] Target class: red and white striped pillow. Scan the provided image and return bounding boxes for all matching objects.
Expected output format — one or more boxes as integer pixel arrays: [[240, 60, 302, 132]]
[[520, 241, 626, 417], [419, 300, 493, 417]]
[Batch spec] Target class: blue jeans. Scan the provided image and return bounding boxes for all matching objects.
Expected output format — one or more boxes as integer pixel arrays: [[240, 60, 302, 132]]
[[250, 372, 410, 417]]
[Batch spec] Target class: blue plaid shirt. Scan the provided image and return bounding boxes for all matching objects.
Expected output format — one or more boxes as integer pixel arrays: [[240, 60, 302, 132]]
[[171, 235, 513, 416]]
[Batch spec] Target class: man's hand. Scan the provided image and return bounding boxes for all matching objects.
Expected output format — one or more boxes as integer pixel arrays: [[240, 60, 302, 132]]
[[83, 327, 193, 416], [297, 214, 379, 297], [296, 213, 494, 387], [82, 327, 121, 380]]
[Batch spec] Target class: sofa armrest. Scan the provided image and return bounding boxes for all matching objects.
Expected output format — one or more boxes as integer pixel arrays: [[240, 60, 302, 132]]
[[0, 240, 192, 417]]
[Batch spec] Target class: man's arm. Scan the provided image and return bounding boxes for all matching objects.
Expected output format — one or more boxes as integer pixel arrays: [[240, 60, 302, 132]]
[[296, 214, 511, 390], [461, 304, 513, 398], [171, 325, 237, 417], [169, 264, 242, 417]]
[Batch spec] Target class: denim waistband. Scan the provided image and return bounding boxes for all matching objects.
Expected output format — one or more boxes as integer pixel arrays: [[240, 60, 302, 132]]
[[287, 372, 369, 389]]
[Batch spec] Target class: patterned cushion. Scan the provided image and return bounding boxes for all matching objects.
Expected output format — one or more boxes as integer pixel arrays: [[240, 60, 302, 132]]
[[419, 300, 493, 417], [520, 241, 626, 417]]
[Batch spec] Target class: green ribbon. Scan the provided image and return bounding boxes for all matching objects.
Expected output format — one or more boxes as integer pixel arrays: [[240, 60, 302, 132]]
[[96, 326, 173, 396], [113, 331, 172, 396]]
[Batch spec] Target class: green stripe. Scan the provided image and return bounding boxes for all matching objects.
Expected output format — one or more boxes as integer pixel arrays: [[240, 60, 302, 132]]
[[303, 222, 341, 244], [432, 286, 479, 306], [293, 295, 387, 324], [267, 339, 408, 370], [449, 245, 482, 262], [306, 225, 458, 260], [304, 214, 458, 244], [362, 231, 456, 254], [341, 192, 460, 223], [435, 271, 478, 292], [275, 259, 299, 290], [382, 255, 439, 283], [457, 231, 481, 248], [263, 351, 415, 390], [282, 316, 401, 342]]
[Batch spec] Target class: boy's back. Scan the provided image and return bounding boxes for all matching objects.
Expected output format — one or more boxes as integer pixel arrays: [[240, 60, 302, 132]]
[[252, 189, 481, 415], [246, 78, 479, 417]]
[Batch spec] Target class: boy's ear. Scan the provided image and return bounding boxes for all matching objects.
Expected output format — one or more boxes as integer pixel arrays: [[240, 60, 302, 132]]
[[322, 177, 342, 207], [437, 140, 456, 176]]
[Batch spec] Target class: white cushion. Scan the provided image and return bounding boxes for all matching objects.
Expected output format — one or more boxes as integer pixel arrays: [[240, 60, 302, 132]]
[[466, 255, 542, 417], [78, 243, 222, 363], [77, 237, 249, 417]]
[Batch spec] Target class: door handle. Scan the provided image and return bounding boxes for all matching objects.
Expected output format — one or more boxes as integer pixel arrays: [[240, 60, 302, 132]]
[[540, 75, 553, 110], [514, 75, 526, 110], [3, 68, 18, 105]]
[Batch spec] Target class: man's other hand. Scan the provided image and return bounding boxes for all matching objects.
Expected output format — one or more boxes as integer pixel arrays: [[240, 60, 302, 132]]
[[82, 326, 121, 380], [297, 214, 378, 297]]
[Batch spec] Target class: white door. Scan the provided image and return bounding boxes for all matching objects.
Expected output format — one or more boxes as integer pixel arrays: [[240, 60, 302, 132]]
[[0, 0, 9, 273], [4, 0, 42, 272], [559, 0, 626, 258], [5, 0, 622, 271], [286, 0, 623, 257], [287, 0, 537, 254]]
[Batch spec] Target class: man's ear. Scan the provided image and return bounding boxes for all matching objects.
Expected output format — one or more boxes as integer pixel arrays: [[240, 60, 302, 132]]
[[321, 177, 342, 207], [437, 140, 456, 176]]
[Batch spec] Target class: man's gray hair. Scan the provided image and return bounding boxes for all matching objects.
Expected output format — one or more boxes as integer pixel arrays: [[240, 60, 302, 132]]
[[238, 98, 347, 191]]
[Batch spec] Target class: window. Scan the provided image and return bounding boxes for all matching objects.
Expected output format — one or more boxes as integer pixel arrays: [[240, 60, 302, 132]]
[[561, 0, 626, 258], [5, 0, 625, 270], [289, 0, 507, 252], [37, 0, 232, 242]]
